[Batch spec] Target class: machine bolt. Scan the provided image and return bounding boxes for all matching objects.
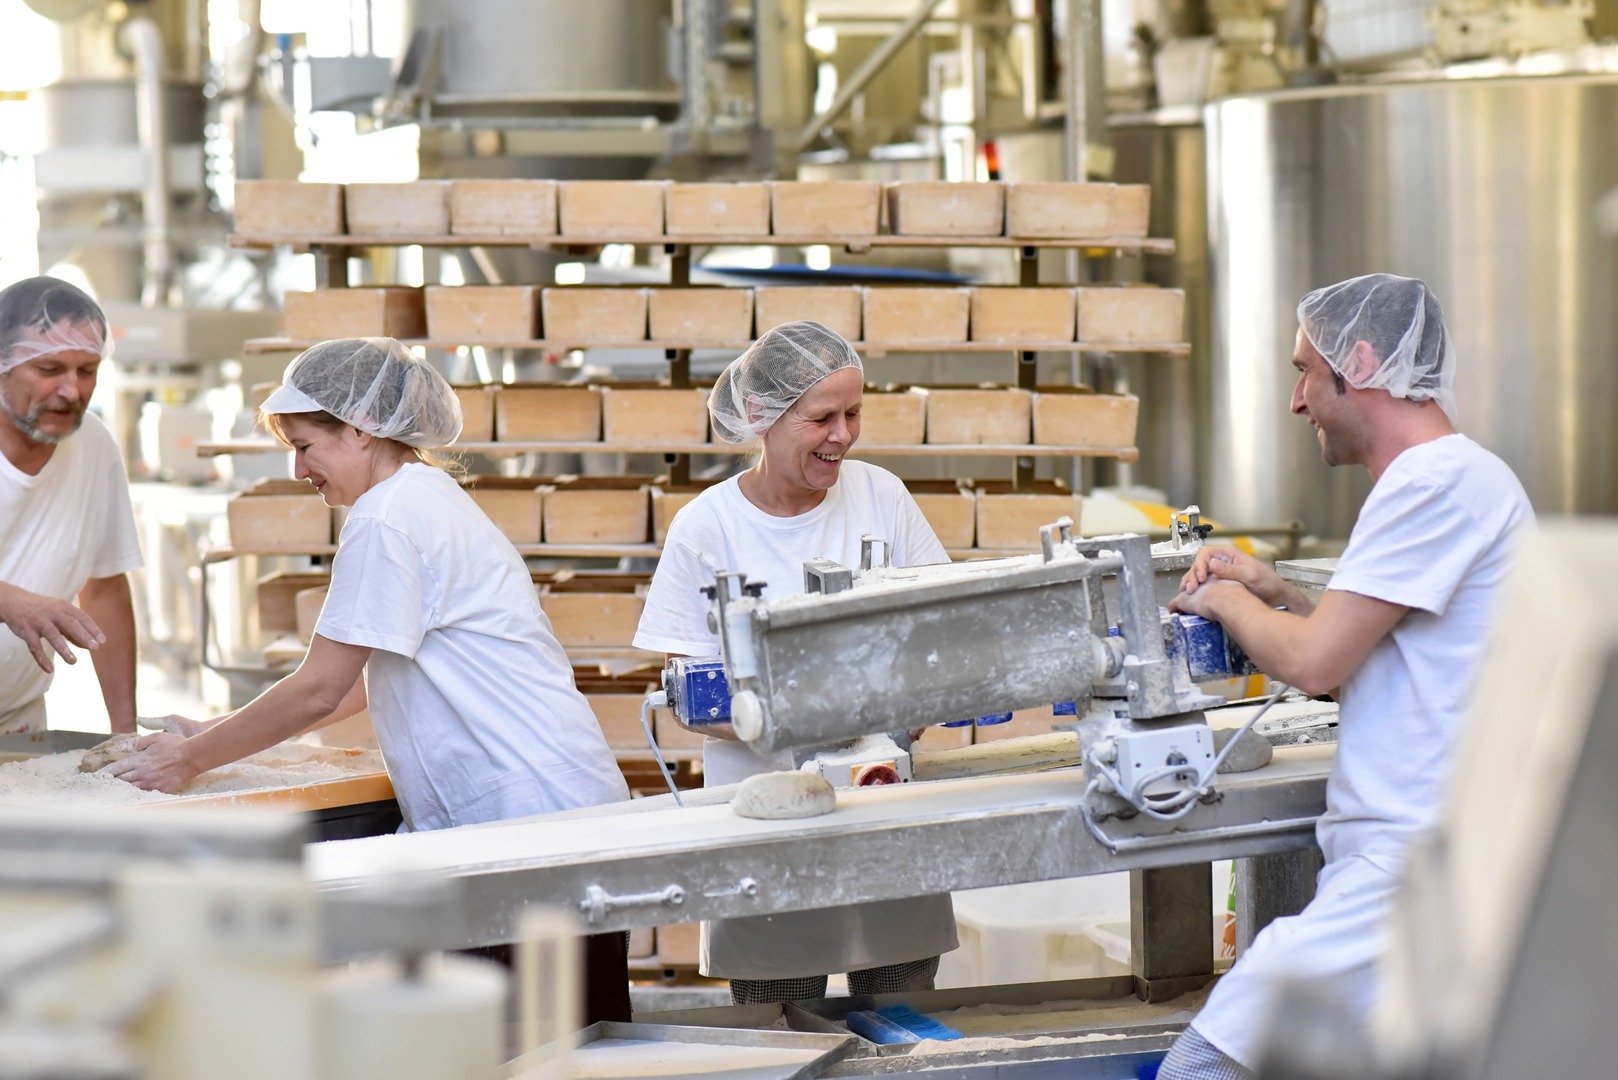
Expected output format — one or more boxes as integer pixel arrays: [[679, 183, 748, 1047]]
[[787, 679, 798, 690]]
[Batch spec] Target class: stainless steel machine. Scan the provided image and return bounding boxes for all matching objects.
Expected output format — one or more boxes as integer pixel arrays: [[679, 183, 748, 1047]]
[[306, 524, 1332, 1025]]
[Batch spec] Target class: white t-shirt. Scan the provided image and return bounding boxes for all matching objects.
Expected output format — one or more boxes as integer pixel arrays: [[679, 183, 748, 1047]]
[[1318, 433, 1534, 872], [1191, 434, 1534, 1067], [316, 464, 629, 833], [633, 460, 957, 979], [0, 413, 143, 724]]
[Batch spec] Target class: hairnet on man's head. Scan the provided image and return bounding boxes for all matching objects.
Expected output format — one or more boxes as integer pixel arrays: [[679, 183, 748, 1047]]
[[0, 276, 110, 375], [260, 337, 462, 449], [1297, 273, 1457, 420], [708, 321, 863, 444]]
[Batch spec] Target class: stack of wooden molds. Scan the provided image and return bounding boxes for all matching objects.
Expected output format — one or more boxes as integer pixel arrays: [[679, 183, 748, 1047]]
[[278, 283, 1184, 350], [236, 178, 1155, 242]]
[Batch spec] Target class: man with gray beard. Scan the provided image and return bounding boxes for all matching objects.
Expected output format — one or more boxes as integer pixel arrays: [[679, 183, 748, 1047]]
[[0, 277, 142, 733]]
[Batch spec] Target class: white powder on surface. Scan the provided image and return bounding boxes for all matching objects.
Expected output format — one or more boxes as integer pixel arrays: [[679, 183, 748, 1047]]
[[930, 989, 1209, 1037], [910, 1031, 1133, 1055], [572, 1038, 822, 1079], [0, 744, 384, 808]]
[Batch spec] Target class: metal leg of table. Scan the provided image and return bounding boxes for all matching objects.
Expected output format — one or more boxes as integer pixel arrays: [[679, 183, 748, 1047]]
[[1130, 863, 1215, 1003], [1234, 845, 1323, 955]]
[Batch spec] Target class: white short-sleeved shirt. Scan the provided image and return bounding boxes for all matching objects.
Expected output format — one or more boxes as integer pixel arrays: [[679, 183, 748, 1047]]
[[316, 463, 629, 833], [1193, 434, 1533, 1067], [1317, 433, 1534, 871], [0, 413, 143, 726], [633, 460, 957, 979]]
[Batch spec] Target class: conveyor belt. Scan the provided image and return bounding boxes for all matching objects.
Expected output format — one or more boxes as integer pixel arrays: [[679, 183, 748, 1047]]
[[311, 746, 1333, 956]]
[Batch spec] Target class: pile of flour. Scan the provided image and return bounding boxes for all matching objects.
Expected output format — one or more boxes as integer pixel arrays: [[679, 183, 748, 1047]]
[[0, 743, 383, 808]]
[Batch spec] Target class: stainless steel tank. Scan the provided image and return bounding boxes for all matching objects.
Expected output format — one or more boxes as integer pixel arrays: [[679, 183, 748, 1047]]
[[1205, 75, 1618, 537], [402, 0, 677, 116]]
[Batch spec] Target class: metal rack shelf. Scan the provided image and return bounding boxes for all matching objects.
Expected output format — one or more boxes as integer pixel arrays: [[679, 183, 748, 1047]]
[[230, 231, 1176, 255], [244, 336, 1190, 357], [197, 439, 1140, 462], [206, 544, 1029, 564]]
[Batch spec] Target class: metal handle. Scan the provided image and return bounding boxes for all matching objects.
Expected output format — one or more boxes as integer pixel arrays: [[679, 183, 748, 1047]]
[[860, 534, 892, 571], [1040, 516, 1076, 562], [578, 883, 685, 925], [702, 877, 759, 900]]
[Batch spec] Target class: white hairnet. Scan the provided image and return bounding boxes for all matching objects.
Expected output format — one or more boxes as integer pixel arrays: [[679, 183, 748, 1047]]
[[708, 321, 863, 444], [259, 337, 462, 449], [0, 276, 111, 375], [1297, 273, 1457, 420]]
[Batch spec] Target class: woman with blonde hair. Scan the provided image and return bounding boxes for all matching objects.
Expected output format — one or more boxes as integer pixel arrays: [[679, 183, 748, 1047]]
[[634, 321, 957, 1004]]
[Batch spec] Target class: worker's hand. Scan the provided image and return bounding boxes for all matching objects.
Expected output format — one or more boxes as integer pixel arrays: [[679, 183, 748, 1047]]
[[0, 583, 105, 674], [99, 732, 201, 793], [1179, 547, 1288, 606], [137, 714, 209, 738], [1168, 578, 1246, 619]]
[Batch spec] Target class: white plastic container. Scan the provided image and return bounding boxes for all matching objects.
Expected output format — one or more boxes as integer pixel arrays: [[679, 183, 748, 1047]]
[[936, 877, 1132, 988], [937, 864, 1237, 989]]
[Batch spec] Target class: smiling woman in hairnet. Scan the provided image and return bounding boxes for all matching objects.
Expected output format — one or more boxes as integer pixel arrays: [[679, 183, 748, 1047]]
[[103, 338, 635, 1017], [634, 321, 958, 1005]]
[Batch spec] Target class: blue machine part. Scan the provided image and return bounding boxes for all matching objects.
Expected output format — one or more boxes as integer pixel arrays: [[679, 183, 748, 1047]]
[[664, 656, 733, 726], [975, 713, 1012, 726], [1167, 614, 1260, 682]]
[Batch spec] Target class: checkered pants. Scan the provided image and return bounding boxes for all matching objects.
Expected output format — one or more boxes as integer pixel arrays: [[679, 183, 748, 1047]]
[[1158, 1026, 1256, 1080], [728, 955, 941, 1005]]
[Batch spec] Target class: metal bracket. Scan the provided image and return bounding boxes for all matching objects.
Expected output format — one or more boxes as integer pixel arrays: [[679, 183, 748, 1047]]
[[701, 877, 759, 901], [578, 883, 685, 925], [804, 557, 854, 595], [859, 534, 892, 571]]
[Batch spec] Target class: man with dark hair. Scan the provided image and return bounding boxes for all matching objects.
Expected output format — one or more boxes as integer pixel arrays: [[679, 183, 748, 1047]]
[[1155, 274, 1532, 1078], [0, 276, 142, 734]]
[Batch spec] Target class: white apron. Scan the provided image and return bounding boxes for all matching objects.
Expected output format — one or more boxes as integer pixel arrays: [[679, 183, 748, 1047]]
[[1190, 854, 1395, 1068]]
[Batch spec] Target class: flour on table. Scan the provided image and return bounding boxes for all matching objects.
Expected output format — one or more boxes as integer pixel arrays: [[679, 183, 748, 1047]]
[[0, 743, 383, 807], [910, 1031, 1134, 1055]]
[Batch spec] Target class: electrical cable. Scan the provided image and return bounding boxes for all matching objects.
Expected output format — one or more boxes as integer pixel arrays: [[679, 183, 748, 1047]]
[[640, 692, 684, 807], [1080, 682, 1295, 849]]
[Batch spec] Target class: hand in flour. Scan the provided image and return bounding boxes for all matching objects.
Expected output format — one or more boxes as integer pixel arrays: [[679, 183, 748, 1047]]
[[100, 732, 199, 793], [0, 583, 105, 673]]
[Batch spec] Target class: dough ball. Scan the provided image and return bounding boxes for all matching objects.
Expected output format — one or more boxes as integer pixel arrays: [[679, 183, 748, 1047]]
[[732, 771, 837, 820], [78, 733, 144, 774], [1213, 726, 1273, 774]]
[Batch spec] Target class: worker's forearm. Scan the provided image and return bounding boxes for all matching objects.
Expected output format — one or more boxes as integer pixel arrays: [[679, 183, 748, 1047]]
[[301, 676, 367, 732], [1275, 581, 1317, 616], [1199, 588, 1328, 693], [183, 669, 350, 773], [79, 576, 138, 733]]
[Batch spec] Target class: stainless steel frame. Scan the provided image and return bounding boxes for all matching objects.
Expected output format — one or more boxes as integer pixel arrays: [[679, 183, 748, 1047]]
[[310, 755, 1330, 956]]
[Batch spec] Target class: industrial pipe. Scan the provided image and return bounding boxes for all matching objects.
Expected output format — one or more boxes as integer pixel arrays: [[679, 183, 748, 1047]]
[[122, 17, 172, 308], [794, 0, 949, 152]]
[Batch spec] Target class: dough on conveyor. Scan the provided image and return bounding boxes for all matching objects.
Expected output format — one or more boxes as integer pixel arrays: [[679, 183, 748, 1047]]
[[1213, 726, 1273, 773], [731, 771, 837, 820]]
